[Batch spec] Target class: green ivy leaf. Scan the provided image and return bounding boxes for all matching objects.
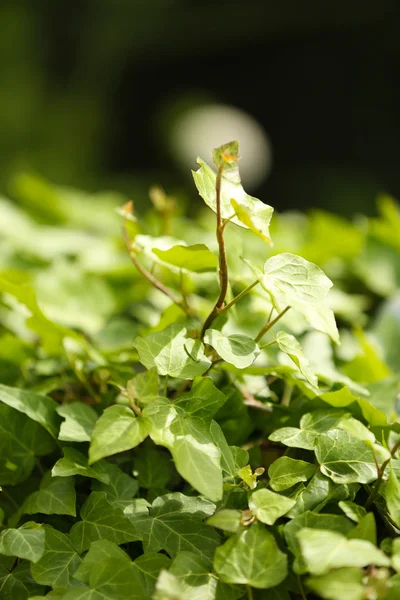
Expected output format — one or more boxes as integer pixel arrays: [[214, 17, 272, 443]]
[[144, 398, 223, 501], [56, 402, 97, 442], [381, 469, 400, 528], [0, 562, 45, 599], [0, 523, 45, 563], [89, 405, 151, 465], [275, 331, 318, 391], [127, 368, 159, 405], [306, 567, 365, 600], [134, 325, 211, 379], [30, 526, 82, 588], [315, 429, 389, 484], [0, 405, 55, 486], [0, 384, 60, 438], [206, 510, 242, 533], [284, 511, 354, 574], [174, 377, 227, 419], [269, 408, 349, 450], [52, 448, 111, 483], [134, 441, 172, 490], [296, 528, 390, 575], [73, 540, 170, 599], [21, 472, 76, 517], [268, 457, 317, 492], [91, 462, 139, 510], [130, 492, 219, 563], [157, 551, 242, 600], [204, 329, 259, 369], [261, 253, 339, 342], [249, 489, 295, 525], [70, 492, 140, 553], [287, 472, 359, 519], [0, 276, 79, 354], [214, 522, 287, 589], [192, 141, 274, 244], [152, 244, 218, 273]]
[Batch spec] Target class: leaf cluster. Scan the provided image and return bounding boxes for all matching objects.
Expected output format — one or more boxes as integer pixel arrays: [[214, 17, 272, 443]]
[[1, 143, 400, 599]]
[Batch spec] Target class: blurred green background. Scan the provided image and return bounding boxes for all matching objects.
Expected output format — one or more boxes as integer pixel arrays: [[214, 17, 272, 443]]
[[2, 0, 400, 215]]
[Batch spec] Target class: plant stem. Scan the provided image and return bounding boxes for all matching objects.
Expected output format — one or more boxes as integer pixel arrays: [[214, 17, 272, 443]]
[[246, 584, 254, 600], [200, 165, 229, 337], [298, 575, 308, 600], [366, 438, 400, 509], [255, 306, 291, 343], [123, 225, 192, 317], [218, 279, 259, 314]]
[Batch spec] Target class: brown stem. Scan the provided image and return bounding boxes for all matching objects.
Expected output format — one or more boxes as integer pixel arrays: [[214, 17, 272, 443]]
[[200, 165, 229, 337], [366, 438, 400, 509], [123, 225, 192, 317], [255, 306, 291, 343]]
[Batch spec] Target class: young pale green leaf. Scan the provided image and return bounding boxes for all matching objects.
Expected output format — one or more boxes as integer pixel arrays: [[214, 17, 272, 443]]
[[269, 408, 349, 450], [209, 420, 236, 477], [30, 526, 82, 588], [275, 331, 318, 390], [134, 325, 211, 379], [174, 377, 227, 419], [160, 551, 243, 600], [261, 253, 339, 342], [320, 386, 389, 427], [268, 457, 317, 492], [381, 469, 400, 528], [214, 522, 287, 589], [0, 275, 79, 354], [56, 402, 97, 442], [347, 512, 377, 545], [338, 501, 368, 523], [306, 567, 365, 600], [206, 510, 242, 533], [144, 398, 223, 501], [70, 492, 140, 553], [249, 489, 296, 525], [315, 429, 389, 484], [152, 244, 218, 273], [52, 447, 111, 483], [296, 528, 390, 575], [0, 523, 45, 563], [130, 493, 220, 564], [21, 473, 76, 517], [89, 405, 151, 465], [127, 368, 159, 404], [284, 511, 354, 574], [204, 329, 259, 369], [0, 384, 60, 438], [192, 141, 274, 244]]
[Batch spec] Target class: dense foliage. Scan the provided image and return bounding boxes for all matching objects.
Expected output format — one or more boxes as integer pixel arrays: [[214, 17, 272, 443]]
[[1, 142, 400, 599]]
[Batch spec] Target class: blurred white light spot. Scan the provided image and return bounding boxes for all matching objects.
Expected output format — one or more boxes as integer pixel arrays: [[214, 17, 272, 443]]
[[171, 104, 272, 189]]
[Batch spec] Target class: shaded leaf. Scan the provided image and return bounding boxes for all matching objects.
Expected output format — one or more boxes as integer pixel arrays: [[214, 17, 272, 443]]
[[31, 526, 81, 588], [268, 457, 317, 492]]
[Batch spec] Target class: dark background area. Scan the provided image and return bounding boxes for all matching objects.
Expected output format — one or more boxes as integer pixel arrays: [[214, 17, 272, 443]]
[[2, 0, 400, 215]]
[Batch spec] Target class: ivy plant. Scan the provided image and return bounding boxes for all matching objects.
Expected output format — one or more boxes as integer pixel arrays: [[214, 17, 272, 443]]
[[0, 141, 400, 599]]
